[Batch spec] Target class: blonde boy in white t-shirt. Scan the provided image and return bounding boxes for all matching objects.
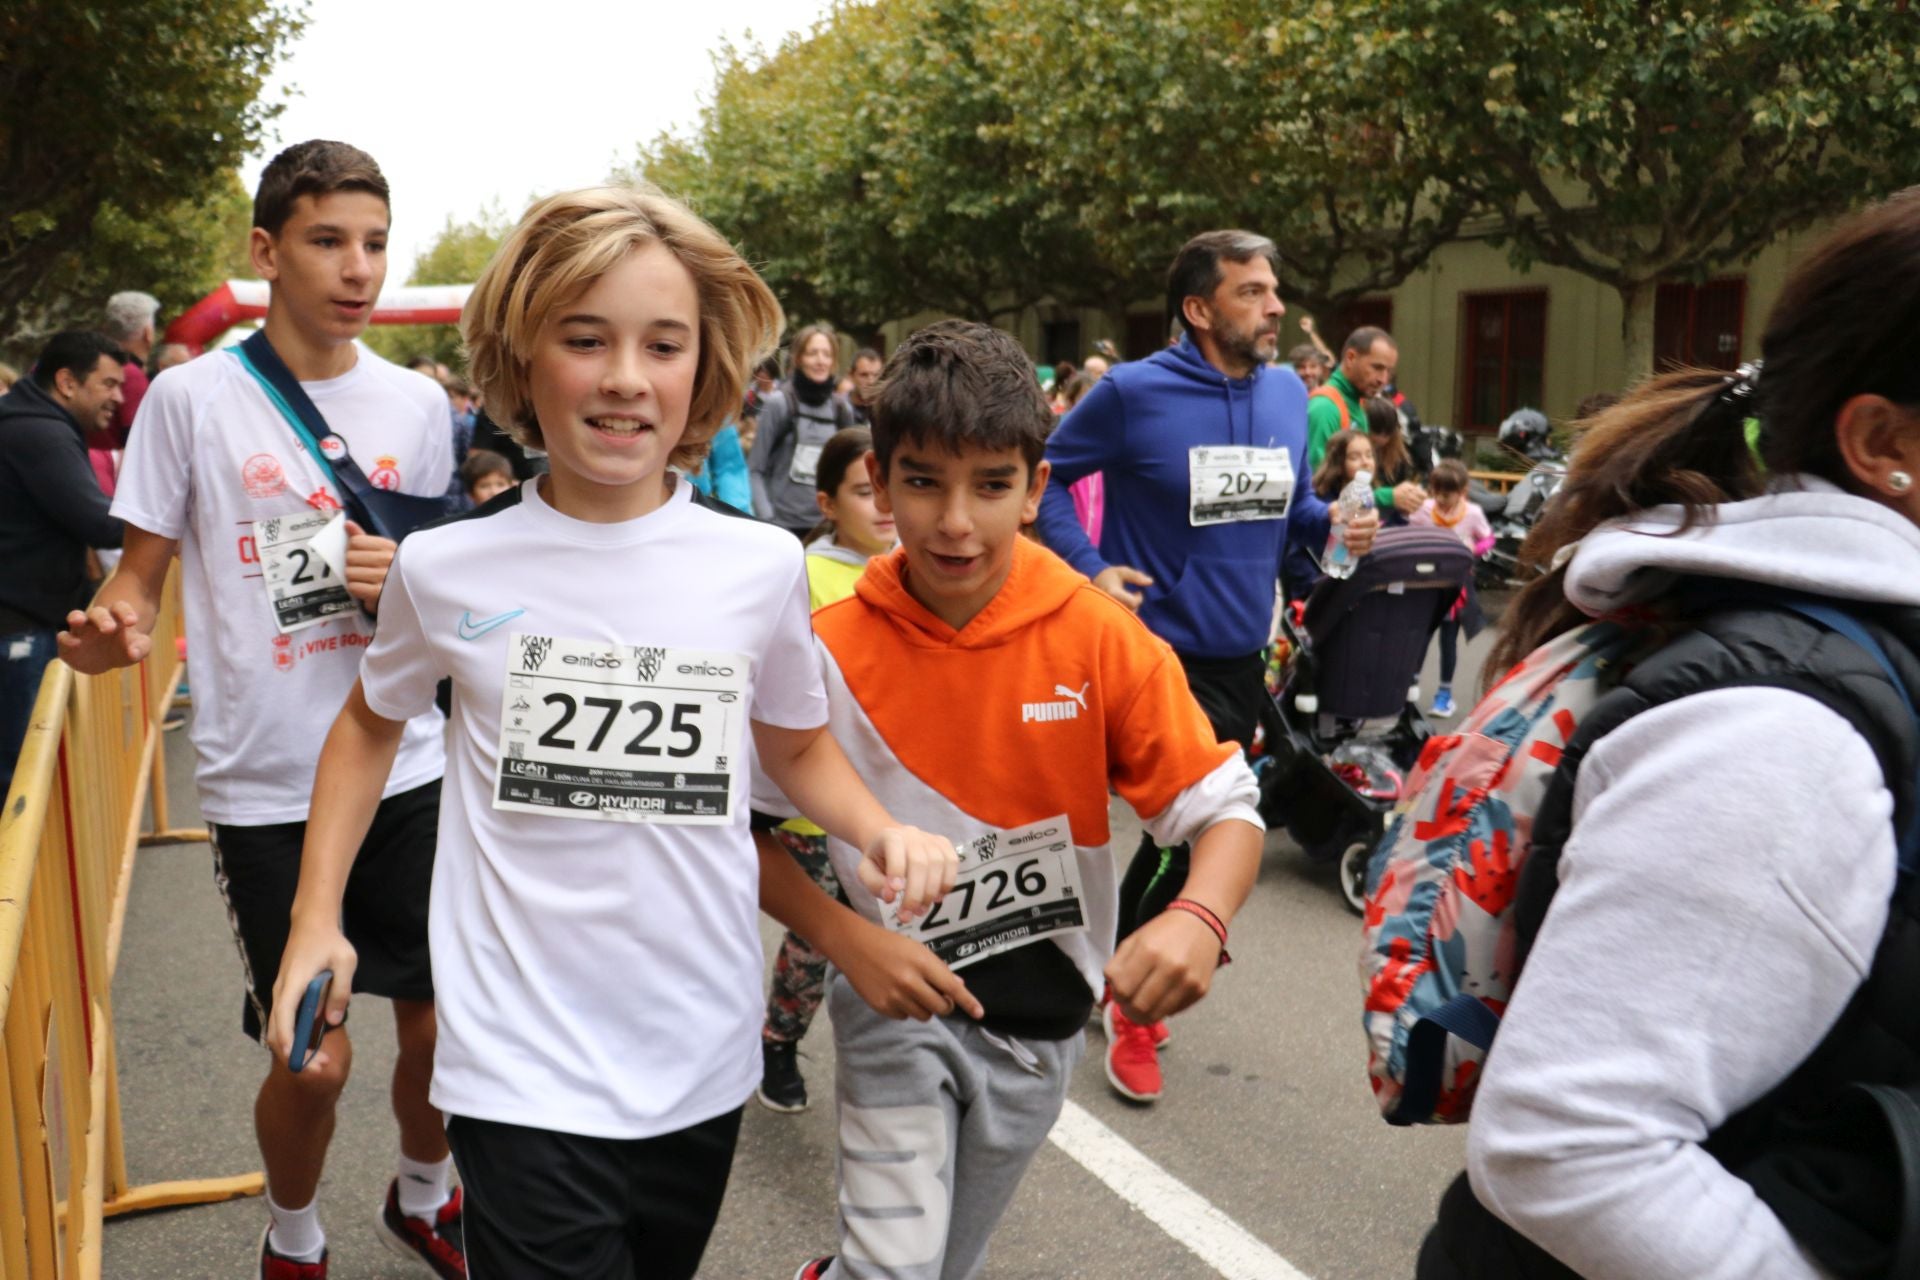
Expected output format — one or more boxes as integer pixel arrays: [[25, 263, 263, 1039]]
[[266, 185, 975, 1280]]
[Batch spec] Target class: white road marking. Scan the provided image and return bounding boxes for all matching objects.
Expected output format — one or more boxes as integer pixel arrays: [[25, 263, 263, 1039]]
[[1048, 1100, 1313, 1280]]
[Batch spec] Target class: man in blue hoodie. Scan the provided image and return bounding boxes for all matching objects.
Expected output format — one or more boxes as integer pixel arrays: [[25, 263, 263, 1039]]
[[1036, 229, 1377, 1103]]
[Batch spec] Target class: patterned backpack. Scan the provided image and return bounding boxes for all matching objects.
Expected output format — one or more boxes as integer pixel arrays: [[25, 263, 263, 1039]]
[[1360, 617, 1645, 1125], [1363, 596, 1920, 1127]]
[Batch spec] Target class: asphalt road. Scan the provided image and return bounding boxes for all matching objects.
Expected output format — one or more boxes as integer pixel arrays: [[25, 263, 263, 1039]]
[[103, 621, 1499, 1280]]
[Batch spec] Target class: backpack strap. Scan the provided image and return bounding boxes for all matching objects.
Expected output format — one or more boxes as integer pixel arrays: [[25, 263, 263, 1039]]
[[231, 331, 449, 541], [1778, 599, 1920, 875], [1309, 383, 1351, 432], [1396, 994, 1503, 1124], [1513, 594, 1920, 976]]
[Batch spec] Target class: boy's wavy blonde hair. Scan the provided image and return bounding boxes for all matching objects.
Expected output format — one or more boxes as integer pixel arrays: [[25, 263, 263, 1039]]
[[463, 185, 783, 470]]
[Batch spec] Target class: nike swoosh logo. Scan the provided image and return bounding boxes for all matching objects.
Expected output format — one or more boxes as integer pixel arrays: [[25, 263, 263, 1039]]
[[458, 609, 525, 641]]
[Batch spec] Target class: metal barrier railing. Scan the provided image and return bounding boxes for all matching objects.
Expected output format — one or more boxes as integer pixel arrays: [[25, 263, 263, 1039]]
[[0, 569, 263, 1279]]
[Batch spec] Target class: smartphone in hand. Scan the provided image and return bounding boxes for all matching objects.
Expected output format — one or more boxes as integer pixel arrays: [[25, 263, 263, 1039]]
[[288, 970, 334, 1074]]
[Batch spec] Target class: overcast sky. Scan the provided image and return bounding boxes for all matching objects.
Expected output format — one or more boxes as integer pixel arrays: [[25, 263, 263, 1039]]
[[245, 0, 835, 283]]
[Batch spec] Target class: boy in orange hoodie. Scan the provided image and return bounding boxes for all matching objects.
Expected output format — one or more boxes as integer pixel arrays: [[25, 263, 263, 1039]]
[[789, 322, 1264, 1280]]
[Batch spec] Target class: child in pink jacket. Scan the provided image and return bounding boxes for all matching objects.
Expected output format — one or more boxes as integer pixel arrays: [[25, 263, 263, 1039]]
[[1409, 459, 1493, 717]]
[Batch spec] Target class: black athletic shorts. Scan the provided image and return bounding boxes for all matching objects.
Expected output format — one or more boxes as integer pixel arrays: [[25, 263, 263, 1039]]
[[446, 1107, 743, 1279], [208, 779, 440, 1040]]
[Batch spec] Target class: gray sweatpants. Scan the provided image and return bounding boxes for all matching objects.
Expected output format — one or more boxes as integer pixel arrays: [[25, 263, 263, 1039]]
[[823, 973, 1084, 1280]]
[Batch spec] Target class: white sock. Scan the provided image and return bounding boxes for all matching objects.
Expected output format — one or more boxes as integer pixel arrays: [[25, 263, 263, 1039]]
[[266, 1194, 325, 1262], [396, 1151, 455, 1219]]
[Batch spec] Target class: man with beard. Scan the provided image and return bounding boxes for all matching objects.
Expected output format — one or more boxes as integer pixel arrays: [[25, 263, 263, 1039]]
[[1036, 229, 1377, 1105], [1306, 325, 1400, 469], [843, 347, 883, 426], [0, 330, 125, 793]]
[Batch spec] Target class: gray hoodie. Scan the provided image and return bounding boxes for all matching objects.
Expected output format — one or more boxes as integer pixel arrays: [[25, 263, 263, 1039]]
[[1466, 476, 1920, 1280]]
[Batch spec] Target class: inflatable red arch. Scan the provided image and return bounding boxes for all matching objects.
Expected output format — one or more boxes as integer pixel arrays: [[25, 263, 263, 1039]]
[[164, 281, 473, 353]]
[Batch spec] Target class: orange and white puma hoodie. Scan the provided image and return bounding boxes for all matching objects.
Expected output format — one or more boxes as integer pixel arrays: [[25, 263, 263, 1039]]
[[809, 536, 1263, 1035]]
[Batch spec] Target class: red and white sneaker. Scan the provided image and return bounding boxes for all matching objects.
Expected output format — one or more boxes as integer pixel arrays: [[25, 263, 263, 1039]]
[[1102, 1000, 1164, 1102], [1101, 985, 1170, 1050], [256, 1225, 327, 1279], [793, 1258, 835, 1280], [375, 1179, 466, 1277]]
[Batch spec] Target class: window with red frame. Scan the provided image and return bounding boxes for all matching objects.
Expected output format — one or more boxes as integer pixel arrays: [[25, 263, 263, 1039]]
[[1331, 298, 1395, 353], [1461, 291, 1547, 431], [1654, 279, 1745, 371]]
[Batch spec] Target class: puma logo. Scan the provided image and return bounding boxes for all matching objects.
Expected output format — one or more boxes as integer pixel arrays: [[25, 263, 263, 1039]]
[[1024, 681, 1090, 724]]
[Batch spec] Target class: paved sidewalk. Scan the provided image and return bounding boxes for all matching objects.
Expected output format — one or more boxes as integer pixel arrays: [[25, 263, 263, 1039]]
[[103, 627, 1488, 1278]]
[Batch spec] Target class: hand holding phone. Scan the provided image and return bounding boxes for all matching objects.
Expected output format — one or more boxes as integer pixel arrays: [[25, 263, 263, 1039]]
[[266, 919, 357, 1067], [288, 970, 334, 1074]]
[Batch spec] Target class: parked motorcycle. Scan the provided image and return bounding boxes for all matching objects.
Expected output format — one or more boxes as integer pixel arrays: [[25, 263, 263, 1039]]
[[1471, 409, 1566, 588]]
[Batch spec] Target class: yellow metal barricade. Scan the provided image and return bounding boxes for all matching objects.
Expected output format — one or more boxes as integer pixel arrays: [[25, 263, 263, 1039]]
[[0, 570, 263, 1279], [1469, 468, 1529, 493]]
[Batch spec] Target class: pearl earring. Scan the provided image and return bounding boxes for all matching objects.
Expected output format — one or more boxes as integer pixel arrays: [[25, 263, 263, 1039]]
[[1891, 470, 1914, 494]]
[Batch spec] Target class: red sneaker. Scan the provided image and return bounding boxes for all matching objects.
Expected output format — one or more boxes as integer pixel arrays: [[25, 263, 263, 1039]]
[[1103, 1000, 1164, 1102], [257, 1225, 327, 1279], [793, 1258, 835, 1280], [375, 1179, 466, 1277], [1101, 985, 1169, 1050]]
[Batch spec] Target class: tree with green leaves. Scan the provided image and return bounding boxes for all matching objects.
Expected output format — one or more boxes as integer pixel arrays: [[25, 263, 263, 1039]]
[[5, 170, 257, 363], [1284, 0, 1920, 374], [983, 0, 1477, 334], [639, 0, 1479, 346], [362, 204, 509, 369], [0, 0, 302, 355], [636, 0, 1080, 338]]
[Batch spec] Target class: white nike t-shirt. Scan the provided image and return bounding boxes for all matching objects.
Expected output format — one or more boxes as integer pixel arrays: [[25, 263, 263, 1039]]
[[359, 477, 828, 1138], [112, 348, 449, 825]]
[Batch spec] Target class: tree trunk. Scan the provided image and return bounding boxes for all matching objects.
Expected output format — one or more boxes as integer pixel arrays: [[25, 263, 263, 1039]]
[[1619, 281, 1658, 386]]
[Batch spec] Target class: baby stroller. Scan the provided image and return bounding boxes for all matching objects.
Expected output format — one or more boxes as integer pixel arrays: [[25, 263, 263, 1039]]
[[1256, 526, 1476, 913]]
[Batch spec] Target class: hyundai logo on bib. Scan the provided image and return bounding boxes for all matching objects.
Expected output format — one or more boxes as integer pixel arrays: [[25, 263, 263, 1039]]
[[569, 791, 597, 808]]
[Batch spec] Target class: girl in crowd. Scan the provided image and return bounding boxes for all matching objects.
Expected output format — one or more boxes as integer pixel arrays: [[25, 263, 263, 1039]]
[[1419, 191, 1920, 1280], [749, 324, 856, 537], [1408, 458, 1492, 717], [756, 427, 898, 1113], [458, 448, 514, 508], [1282, 429, 1375, 601], [1048, 359, 1078, 413], [1363, 394, 1426, 524]]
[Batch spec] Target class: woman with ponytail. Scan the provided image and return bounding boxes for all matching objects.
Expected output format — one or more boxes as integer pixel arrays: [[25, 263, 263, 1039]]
[[1421, 191, 1920, 1280]]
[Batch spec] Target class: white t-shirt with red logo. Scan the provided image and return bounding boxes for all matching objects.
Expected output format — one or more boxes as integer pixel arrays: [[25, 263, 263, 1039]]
[[112, 347, 450, 825]]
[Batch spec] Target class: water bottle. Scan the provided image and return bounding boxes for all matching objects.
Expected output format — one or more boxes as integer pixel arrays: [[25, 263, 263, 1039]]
[[1323, 470, 1375, 580]]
